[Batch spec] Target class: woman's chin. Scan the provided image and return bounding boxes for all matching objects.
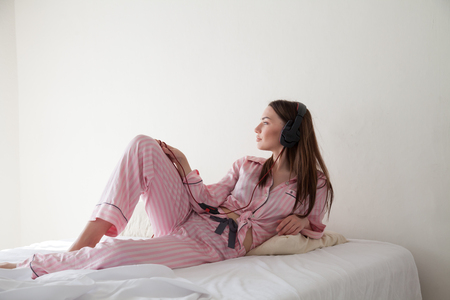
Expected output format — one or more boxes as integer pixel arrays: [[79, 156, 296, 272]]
[[256, 145, 267, 151], [256, 144, 282, 153]]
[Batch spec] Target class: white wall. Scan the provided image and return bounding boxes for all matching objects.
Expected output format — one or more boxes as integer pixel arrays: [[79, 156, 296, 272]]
[[5, 0, 450, 299], [0, 0, 20, 249]]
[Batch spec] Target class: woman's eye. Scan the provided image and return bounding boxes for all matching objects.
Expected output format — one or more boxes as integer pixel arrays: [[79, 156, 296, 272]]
[[263, 122, 269, 125]]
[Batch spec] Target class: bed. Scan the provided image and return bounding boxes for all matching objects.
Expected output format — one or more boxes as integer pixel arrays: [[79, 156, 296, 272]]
[[0, 203, 422, 300], [0, 238, 423, 300]]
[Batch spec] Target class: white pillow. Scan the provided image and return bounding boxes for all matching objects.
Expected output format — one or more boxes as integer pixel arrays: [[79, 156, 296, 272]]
[[120, 200, 154, 238]]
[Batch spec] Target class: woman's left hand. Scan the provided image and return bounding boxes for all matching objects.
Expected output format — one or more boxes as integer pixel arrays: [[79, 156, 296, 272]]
[[276, 215, 310, 236]]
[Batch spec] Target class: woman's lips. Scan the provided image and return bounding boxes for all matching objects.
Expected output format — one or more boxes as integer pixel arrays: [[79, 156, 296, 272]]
[[256, 137, 262, 142]]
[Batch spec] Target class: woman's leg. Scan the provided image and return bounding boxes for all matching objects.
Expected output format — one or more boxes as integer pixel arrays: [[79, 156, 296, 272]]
[[70, 135, 192, 250], [0, 262, 16, 269], [68, 218, 113, 252], [18, 234, 223, 279], [11, 135, 197, 275]]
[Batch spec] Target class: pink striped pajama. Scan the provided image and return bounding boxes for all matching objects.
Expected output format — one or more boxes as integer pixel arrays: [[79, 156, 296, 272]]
[[17, 135, 243, 279], [17, 135, 329, 279]]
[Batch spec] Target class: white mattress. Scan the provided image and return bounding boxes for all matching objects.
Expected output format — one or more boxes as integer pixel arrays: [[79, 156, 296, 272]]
[[0, 238, 422, 300]]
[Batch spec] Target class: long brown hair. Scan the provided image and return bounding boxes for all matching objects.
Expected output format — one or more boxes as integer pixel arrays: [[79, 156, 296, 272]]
[[258, 100, 334, 217]]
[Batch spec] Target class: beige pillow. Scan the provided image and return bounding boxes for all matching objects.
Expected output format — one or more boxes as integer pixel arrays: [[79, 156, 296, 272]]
[[246, 230, 348, 256], [120, 200, 154, 238]]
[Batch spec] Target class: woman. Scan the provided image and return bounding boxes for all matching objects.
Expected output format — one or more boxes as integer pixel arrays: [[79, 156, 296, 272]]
[[0, 100, 333, 278]]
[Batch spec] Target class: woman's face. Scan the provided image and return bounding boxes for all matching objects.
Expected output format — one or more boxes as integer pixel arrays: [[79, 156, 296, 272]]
[[254, 106, 285, 152]]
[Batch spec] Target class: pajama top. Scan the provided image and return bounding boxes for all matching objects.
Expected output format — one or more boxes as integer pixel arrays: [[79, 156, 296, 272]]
[[183, 156, 328, 251]]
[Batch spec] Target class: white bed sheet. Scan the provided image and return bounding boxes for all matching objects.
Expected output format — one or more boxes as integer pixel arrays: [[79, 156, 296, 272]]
[[0, 238, 421, 300]]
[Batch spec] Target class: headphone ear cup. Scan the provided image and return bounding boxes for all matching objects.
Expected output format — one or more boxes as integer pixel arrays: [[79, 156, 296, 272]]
[[280, 120, 293, 147], [280, 102, 307, 148], [283, 120, 293, 132]]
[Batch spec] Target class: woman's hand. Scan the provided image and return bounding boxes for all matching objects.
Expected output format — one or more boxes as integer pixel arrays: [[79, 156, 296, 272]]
[[155, 140, 186, 161], [155, 139, 192, 177], [276, 215, 311, 236]]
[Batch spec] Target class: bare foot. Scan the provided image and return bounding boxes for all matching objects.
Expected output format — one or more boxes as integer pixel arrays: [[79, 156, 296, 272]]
[[0, 262, 16, 269]]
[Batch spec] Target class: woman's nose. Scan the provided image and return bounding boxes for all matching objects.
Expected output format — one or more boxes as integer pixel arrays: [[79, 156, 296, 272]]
[[254, 124, 261, 133]]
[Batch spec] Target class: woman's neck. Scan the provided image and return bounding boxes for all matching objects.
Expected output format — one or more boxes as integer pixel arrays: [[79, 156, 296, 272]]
[[271, 148, 290, 174]]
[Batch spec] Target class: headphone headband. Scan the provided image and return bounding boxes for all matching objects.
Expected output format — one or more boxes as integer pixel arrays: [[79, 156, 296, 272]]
[[280, 102, 307, 148]]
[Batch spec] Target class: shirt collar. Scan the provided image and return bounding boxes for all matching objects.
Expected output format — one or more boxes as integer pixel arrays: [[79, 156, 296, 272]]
[[247, 156, 298, 183], [246, 156, 267, 165]]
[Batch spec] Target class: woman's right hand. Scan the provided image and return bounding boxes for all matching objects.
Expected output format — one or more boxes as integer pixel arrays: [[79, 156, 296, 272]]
[[156, 140, 185, 161], [156, 139, 192, 177]]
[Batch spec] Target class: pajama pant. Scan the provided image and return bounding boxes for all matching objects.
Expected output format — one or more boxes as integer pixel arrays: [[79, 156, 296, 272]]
[[17, 135, 244, 279]]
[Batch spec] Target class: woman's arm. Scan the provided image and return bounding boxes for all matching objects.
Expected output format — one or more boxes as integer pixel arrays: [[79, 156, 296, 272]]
[[183, 157, 245, 212], [157, 140, 245, 211], [289, 177, 329, 238]]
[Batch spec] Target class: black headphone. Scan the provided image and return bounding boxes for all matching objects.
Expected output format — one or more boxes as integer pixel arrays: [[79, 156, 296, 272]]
[[280, 102, 307, 148]]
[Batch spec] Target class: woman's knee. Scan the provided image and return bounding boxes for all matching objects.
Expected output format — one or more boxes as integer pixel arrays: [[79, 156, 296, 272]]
[[131, 134, 155, 144], [127, 135, 159, 151]]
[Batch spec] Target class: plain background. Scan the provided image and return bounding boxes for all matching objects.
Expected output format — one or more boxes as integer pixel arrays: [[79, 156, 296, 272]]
[[1, 0, 449, 299]]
